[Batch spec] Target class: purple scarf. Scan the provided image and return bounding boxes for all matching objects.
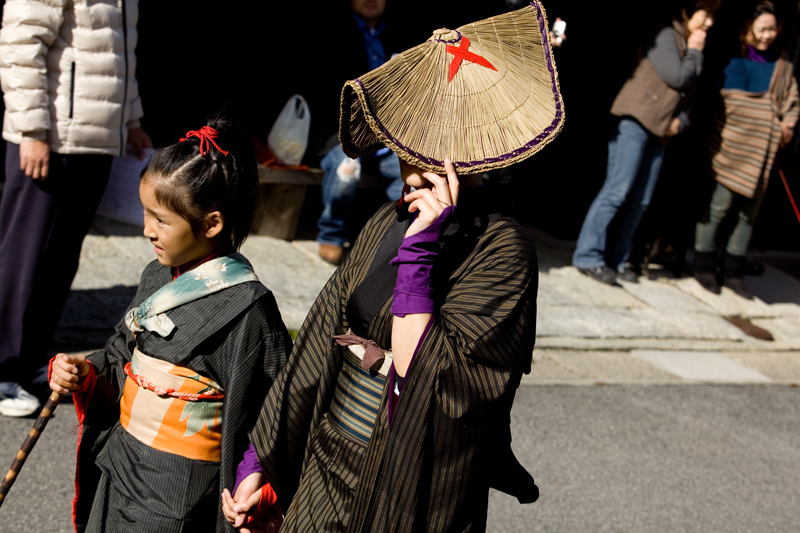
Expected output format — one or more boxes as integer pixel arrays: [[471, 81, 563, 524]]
[[746, 45, 776, 63]]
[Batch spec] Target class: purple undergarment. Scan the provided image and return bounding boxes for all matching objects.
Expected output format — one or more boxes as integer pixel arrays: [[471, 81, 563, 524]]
[[390, 205, 456, 317], [233, 442, 262, 495]]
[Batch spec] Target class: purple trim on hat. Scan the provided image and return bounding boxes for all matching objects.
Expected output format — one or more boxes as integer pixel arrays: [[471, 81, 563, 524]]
[[431, 29, 462, 43], [356, 1, 563, 170]]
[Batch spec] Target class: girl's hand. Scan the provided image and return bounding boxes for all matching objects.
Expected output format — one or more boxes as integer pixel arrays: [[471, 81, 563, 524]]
[[403, 159, 460, 238], [49, 354, 90, 394]]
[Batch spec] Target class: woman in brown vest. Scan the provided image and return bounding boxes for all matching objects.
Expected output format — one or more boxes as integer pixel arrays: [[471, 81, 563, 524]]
[[572, 1, 719, 285]]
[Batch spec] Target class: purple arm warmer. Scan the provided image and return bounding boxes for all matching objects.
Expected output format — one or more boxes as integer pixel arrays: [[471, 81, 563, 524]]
[[233, 442, 263, 495], [390, 205, 456, 317]]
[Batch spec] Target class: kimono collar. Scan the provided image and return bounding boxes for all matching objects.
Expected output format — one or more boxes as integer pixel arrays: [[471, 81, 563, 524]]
[[126, 253, 259, 337]]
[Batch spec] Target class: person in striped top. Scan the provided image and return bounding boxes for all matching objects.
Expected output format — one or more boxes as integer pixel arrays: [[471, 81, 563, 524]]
[[694, 1, 799, 298]]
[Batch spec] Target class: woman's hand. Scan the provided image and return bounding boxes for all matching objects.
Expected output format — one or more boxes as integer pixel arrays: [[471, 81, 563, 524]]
[[20, 140, 50, 180], [687, 28, 707, 51], [780, 121, 795, 147], [128, 126, 153, 161], [49, 354, 90, 394], [664, 117, 682, 138], [403, 159, 460, 238]]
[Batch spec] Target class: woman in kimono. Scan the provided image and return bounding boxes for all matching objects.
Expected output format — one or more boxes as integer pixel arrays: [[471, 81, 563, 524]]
[[694, 0, 799, 298], [224, 3, 563, 531], [48, 118, 292, 532]]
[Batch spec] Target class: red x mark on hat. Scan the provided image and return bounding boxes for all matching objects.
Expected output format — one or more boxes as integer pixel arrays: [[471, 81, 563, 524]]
[[446, 36, 497, 83]]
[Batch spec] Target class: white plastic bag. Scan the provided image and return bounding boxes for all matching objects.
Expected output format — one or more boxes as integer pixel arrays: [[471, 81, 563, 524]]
[[268, 94, 311, 166]]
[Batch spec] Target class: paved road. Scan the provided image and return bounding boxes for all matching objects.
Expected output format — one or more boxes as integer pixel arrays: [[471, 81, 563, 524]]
[[2, 385, 798, 532]]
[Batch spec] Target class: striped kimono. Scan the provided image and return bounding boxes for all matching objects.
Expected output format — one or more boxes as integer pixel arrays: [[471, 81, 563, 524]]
[[709, 52, 799, 198], [251, 192, 539, 532], [72, 260, 291, 533]]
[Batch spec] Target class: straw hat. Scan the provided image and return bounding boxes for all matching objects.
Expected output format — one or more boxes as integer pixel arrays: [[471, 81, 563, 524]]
[[339, 1, 564, 175]]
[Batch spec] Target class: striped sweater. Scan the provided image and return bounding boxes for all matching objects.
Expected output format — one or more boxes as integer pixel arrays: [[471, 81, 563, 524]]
[[708, 53, 799, 198]]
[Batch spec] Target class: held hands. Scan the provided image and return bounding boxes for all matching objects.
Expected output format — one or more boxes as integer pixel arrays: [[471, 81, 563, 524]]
[[687, 29, 707, 51], [19, 140, 50, 180], [403, 159, 460, 238], [48, 354, 91, 394], [222, 473, 267, 532]]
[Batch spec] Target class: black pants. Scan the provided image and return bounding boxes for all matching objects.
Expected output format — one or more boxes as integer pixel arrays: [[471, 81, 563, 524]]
[[0, 143, 112, 384]]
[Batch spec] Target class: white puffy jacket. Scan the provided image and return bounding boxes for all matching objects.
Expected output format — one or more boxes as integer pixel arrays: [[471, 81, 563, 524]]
[[0, 0, 143, 155]]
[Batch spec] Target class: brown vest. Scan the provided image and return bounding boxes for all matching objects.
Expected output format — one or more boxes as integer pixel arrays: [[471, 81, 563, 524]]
[[610, 24, 687, 138]]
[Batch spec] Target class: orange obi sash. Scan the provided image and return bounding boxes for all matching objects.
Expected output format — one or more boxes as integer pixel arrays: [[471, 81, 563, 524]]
[[120, 348, 224, 461]]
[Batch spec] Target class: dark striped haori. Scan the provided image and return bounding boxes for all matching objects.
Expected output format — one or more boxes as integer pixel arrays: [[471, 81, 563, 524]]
[[709, 53, 799, 199], [251, 191, 539, 532]]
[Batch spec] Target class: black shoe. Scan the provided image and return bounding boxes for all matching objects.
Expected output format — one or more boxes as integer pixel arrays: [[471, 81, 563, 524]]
[[577, 266, 616, 286], [723, 253, 754, 299], [724, 276, 754, 300], [694, 270, 721, 294], [616, 266, 639, 283]]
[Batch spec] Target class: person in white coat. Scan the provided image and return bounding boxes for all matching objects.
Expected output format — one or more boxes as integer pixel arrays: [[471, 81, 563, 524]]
[[0, 0, 151, 416]]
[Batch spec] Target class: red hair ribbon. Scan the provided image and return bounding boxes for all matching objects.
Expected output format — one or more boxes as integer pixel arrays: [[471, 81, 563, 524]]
[[180, 126, 230, 157]]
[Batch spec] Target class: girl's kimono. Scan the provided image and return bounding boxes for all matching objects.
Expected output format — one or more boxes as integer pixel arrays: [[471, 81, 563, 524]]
[[251, 189, 539, 532], [68, 254, 291, 532]]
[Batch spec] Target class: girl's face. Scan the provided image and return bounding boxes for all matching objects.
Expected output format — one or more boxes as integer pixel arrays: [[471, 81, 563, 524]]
[[747, 13, 778, 51], [139, 179, 222, 268], [686, 9, 714, 34]]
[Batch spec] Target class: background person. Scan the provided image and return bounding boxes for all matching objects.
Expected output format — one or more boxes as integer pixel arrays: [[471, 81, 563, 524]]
[[0, 0, 152, 417], [571, 0, 720, 285], [314, 0, 406, 265], [693, 1, 798, 298]]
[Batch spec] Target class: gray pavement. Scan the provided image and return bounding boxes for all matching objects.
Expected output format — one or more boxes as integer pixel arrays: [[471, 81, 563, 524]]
[[2, 215, 800, 531], [2, 386, 799, 532]]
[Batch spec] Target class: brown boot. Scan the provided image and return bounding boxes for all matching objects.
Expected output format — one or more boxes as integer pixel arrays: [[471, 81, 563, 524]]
[[318, 244, 344, 265]]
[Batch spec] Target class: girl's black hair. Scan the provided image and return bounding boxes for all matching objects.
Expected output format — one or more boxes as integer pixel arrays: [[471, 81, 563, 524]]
[[142, 116, 258, 251]]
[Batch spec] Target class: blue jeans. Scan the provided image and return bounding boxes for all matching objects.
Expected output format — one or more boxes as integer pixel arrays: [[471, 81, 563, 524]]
[[573, 118, 666, 271], [317, 145, 404, 247]]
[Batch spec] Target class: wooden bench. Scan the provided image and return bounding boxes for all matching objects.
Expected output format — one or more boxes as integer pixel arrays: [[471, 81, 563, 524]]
[[252, 165, 388, 241]]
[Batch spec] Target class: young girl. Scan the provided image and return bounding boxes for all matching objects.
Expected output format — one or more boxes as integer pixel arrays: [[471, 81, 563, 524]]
[[48, 118, 292, 532]]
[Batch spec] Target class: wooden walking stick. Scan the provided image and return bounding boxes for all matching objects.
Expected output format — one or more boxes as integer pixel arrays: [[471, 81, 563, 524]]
[[0, 391, 62, 508]]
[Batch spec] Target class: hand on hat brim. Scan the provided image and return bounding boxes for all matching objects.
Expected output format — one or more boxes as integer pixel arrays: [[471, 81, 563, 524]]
[[404, 159, 460, 238]]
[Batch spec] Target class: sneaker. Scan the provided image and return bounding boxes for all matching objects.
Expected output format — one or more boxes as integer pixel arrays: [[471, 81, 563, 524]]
[[577, 266, 616, 286], [616, 266, 639, 283], [0, 382, 41, 417]]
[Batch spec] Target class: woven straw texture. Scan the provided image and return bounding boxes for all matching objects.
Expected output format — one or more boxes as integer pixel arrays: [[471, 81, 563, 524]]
[[339, 1, 564, 175]]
